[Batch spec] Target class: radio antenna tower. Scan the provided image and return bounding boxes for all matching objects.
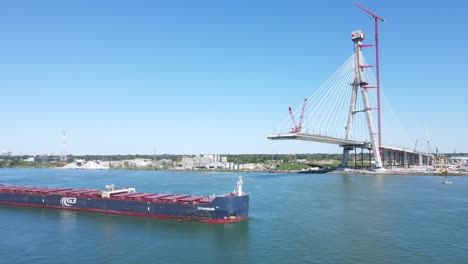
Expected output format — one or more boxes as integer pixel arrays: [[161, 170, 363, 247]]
[[60, 129, 68, 162]]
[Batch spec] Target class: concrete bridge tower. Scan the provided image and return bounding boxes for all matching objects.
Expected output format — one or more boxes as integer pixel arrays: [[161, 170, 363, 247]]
[[341, 30, 383, 169]]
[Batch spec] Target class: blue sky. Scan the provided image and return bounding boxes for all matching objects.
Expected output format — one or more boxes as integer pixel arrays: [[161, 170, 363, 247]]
[[1, 0, 467, 155]]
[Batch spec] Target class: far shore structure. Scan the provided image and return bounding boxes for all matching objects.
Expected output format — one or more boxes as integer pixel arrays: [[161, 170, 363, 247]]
[[56, 154, 270, 171], [45, 154, 467, 176]]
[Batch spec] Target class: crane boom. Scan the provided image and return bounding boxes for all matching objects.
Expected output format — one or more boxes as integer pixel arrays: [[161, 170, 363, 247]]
[[413, 139, 418, 152], [288, 106, 298, 131], [355, 3, 385, 21], [298, 98, 308, 132]]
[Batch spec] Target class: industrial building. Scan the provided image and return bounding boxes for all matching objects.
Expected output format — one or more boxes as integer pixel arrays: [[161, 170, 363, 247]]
[[450, 156, 468, 165], [181, 154, 229, 170]]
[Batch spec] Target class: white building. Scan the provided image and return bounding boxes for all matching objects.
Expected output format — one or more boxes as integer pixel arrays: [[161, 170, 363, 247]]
[[450, 156, 468, 165], [182, 156, 211, 169], [182, 154, 230, 170]]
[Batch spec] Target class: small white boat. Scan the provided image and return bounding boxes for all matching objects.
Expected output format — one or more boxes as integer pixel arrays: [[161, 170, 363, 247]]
[[442, 175, 452, 184]]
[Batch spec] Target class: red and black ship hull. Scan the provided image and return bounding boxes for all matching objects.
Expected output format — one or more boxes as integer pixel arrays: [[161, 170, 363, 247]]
[[0, 185, 249, 223]]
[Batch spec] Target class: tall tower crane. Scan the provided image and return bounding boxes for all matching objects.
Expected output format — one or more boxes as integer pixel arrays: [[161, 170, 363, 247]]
[[356, 3, 385, 154]]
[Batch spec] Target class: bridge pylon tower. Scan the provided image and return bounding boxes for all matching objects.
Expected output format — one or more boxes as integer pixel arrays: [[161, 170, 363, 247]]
[[340, 30, 383, 169]]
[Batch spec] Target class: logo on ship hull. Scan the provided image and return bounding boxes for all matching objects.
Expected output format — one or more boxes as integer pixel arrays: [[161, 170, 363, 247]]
[[60, 197, 77, 207]]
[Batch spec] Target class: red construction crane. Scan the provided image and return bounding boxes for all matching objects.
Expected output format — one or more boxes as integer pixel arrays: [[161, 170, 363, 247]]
[[289, 98, 308, 133], [356, 3, 385, 152], [288, 106, 298, 132]]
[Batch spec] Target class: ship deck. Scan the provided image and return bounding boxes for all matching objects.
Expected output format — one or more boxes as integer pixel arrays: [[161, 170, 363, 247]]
[[0, 185, 215, 204]]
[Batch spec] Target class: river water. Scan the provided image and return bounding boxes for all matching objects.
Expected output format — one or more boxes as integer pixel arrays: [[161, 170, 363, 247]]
[[0, 168, 467, 264]]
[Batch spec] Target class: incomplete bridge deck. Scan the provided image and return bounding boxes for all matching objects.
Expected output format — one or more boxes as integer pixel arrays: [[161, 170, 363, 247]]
[[267, 133, 371, 148], [267, 132, 433, 162]]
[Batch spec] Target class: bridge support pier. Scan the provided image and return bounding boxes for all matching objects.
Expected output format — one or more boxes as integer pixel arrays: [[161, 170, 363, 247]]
[[340, 147, 353, 168], [402, 151, 409, 167]]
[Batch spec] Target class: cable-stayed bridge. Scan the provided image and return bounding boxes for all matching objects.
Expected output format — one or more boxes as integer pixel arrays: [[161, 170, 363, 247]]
[[267, 28, 433, 169]]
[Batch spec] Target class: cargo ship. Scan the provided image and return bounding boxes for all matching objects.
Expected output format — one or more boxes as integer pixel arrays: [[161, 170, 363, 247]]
[[0, 176, 248, 223]]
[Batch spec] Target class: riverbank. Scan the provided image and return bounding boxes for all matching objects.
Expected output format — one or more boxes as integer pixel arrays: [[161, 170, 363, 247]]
[[329, 168, 468, 177], [2, 165, 467, 177]]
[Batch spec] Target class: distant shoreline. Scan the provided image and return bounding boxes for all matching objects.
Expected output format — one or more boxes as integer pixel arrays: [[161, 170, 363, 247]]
[[1, 166, 467, 176]]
